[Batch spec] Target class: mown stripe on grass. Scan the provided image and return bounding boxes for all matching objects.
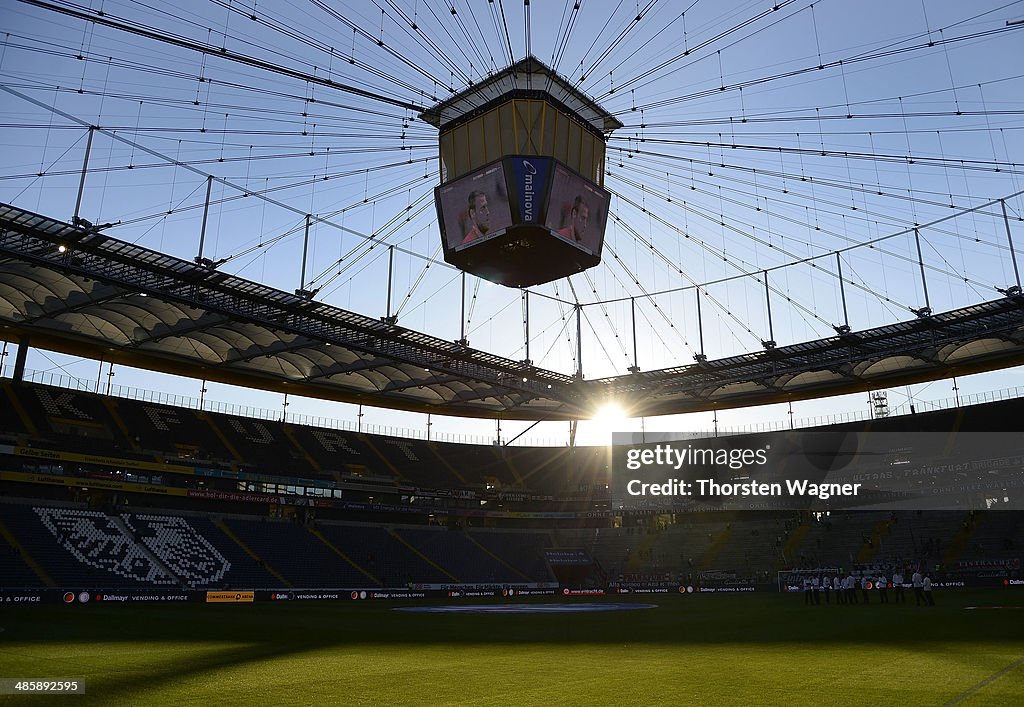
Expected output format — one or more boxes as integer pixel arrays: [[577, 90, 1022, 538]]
[[942, 655, 1024, 705]]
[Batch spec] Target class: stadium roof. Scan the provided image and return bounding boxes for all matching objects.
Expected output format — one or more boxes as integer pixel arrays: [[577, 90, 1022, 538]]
[[2, 202, 1024, 421], [418, 56, 623, 135]]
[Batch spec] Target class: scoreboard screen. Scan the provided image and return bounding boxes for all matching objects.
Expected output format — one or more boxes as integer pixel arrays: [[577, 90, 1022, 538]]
[[437, 162, 512, 252], [545, 163, 610, 256], [435, 157, 609, 287]]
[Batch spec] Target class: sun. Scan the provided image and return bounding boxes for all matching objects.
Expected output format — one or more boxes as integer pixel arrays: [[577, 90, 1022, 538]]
[[586, 401, 630, 445]]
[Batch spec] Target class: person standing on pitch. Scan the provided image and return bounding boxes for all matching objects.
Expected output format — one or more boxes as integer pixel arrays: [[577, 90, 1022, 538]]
[[877, 573, 888, 604], [912, 567, 924, 606], [861, 575, 871, 604], [892, 570, 905, 604], [922, 574, 935, 606], [834, 574, 844, 605]]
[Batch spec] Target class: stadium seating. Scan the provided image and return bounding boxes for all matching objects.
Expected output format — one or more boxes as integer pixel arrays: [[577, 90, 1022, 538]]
[[470, 529, 554, 580], [218, 517, 373, 588], [315, 523, 452, 585], [2, 379, 1023, 498], [114, 398, 233, 462], [179, 515, 283, 588], [0, 532, 40, 588], [2, 378, 1023, 591], [395, 526, 527, 583], [122, 513, 232, 587], [0, 382, 30, 439], [0, 503, 173, 587]]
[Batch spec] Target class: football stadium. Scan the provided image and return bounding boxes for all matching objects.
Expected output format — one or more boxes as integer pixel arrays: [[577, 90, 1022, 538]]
[[1, 1, 1023, 704]]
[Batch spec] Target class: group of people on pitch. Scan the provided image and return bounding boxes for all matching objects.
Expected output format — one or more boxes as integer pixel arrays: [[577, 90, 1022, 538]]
[[802, 568, 935, 606]]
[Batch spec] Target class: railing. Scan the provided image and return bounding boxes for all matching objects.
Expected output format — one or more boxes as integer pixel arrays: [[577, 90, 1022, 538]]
[[699, 385, 1024, 439], [7, 368, 559, 446], [4, 367, 1022, 447]]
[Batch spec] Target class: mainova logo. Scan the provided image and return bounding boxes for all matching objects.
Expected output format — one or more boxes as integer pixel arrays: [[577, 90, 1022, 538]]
[[522, 160, 536, 222]]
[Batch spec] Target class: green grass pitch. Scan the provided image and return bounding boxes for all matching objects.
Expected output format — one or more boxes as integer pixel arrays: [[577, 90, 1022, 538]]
[[1, 591, 1021, 705]]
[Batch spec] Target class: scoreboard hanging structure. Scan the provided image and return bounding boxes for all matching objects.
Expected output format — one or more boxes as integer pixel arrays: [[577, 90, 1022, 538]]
[[421, 57, 622, 288]]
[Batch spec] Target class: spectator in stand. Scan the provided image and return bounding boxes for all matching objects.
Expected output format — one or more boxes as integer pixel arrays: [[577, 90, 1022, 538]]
[[892, 570, 905, 604], [912, 568, 924, 605], [877, 573, 889, 604], [922, 575, 935, 606]]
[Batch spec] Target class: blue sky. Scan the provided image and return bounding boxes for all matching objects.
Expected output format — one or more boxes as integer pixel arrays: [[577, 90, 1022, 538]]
[[1, 0, 1023, 444]]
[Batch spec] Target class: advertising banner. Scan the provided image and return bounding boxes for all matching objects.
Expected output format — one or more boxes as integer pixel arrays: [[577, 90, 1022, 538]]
[[509, 156, 552, 225], [205, 591, 255, 603]]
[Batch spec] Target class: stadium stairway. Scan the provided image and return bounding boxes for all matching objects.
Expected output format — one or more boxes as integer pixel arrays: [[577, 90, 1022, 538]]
[[280, 425, 325, 476], [397, 528, 528, 583], [510, 447, 567, 492], [780, 522, 810, 567], [471, 530, 555, 581], [563, 528, 634, 579], [624, 531, 660, 573], [312, 524, 443, 585], [425, 442, 467, 485], [217, 519, 361, 587], [387, 529, 459, 582], [0, 516, 55, 587], [202, 414, 245, 465], [943, 513, 981, 566], [1, 382, 37, 435], [698, 525, 732, 572], [361, 436, 408, 482], [856, 518, 894, 563], [710, 516, 785, 577], [959, 512, 1022, 558], [497, 448, 524, 487], [212, 519, 293, 588], [463, 533, 533, 582], [102, 398, 144, 454], [305, 526, 382, 586]]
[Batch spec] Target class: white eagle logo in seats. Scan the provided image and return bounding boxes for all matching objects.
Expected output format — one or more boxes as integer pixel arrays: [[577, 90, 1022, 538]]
[[130, 515, 230, 585], [36, 509, 229, 586], [35, 508, 174, 584]]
